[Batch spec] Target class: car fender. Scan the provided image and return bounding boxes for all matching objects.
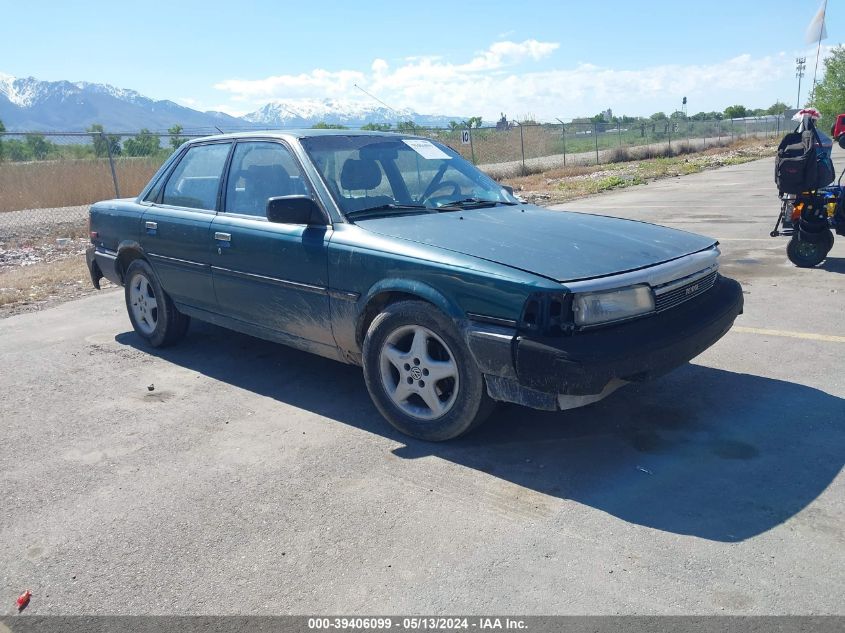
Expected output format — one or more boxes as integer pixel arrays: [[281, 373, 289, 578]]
[[359, 277, 464, 321], [116, 240, 148, 282], [337, 278, 467, 362]]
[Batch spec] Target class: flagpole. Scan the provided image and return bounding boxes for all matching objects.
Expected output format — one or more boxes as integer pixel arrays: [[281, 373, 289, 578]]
[[810, 0, 828, 102]]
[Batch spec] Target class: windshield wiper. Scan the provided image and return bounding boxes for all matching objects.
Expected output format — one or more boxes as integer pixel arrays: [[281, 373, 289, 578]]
[[346, 203, 434, 220], [436, 198, 519, 210]]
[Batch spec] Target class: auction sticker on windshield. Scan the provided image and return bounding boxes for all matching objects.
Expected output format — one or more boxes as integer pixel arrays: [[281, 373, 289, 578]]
[[402, 139, 451, 160]]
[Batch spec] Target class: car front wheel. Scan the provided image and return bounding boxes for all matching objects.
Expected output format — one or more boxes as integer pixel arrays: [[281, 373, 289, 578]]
[[362, 300, 494, 441], [124, 259, 190, 347]]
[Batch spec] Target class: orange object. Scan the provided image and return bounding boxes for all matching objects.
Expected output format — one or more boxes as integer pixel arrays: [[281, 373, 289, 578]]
[[16, 590, 31, 610]]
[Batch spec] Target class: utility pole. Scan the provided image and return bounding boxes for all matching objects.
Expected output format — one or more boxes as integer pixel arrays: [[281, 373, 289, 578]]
[[795, 57, 806, 108]]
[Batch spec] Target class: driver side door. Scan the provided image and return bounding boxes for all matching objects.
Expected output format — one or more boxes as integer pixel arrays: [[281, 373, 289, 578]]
[[210, 140, 336, 352]]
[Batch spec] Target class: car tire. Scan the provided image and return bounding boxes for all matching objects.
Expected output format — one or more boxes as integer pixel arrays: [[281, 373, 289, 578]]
[[362, 300, 495, 441], [124, 259, 190, 347], [786, 235, 832, 268]]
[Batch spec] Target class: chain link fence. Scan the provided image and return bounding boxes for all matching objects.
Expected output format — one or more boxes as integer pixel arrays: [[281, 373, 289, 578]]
[[415, 116, 786, 178], [0, 117, 786, 242]]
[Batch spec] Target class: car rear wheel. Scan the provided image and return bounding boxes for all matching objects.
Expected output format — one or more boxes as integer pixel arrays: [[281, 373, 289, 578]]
[[362, 300, 494, 441], [124, 259, 190, 347]]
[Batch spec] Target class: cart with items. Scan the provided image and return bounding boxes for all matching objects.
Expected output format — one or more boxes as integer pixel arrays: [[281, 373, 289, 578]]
[[772, 109, 845, 267]]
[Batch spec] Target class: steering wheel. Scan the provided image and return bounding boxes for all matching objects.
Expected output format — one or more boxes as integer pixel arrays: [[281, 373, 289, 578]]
[[419, 180, 462, 206]]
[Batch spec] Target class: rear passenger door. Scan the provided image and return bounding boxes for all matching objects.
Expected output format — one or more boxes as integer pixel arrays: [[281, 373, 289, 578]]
[[140, 141, 231, 311], [210, 140, 336, 349]]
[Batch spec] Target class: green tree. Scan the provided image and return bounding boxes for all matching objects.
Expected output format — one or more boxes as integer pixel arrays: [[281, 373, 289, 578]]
[[723, 104, 749, 119], [25, 134, 52, 160], [447, 120, 462, 131], [466, 116, 482, 128], [813, 45, 845, 121], [311, 122, 347, 129], [765, 101, 789, 115], [670, 110, 687, 120], [361, 122, 392, 131], [395, 120, 417, 133], [123, 129, 161, 156], [88, 123, 121, 157], [6, 139, 30, 161], [168, 124, 187, 150], [649, 112, 667, 121]]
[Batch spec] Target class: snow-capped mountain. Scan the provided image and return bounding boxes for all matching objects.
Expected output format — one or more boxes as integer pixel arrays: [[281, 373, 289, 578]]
[[0, 73, 463, 132], [243, 98, 460, 128], [244, 99, 410, 127], [0, 73, 248, 132]]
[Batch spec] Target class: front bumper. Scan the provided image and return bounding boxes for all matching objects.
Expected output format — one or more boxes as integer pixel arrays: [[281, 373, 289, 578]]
[[467, 274, 743, 409]]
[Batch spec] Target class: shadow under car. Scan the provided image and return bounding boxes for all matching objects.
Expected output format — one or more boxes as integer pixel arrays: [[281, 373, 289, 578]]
[[116, 321, 845, 543]]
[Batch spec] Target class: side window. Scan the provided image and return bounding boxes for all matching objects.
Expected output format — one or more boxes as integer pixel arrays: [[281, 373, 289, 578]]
[[161, 143, 231, 210], [225, 142, 310, 217]]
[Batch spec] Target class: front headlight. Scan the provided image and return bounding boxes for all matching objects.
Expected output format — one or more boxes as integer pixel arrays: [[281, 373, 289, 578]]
[[572, 284, 655, 326]]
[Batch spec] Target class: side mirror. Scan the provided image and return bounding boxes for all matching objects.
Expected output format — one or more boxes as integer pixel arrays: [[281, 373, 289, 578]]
[[266, 196, 326, 225], [502, 185, 515, 195], [838, 136, 845, 149]]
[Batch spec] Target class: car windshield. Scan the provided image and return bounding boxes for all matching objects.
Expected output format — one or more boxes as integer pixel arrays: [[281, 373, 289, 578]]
[[300, 135, 519, 218]]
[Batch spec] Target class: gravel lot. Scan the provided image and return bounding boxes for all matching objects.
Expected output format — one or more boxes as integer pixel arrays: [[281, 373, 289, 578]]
[[0, 149, 843, 615]]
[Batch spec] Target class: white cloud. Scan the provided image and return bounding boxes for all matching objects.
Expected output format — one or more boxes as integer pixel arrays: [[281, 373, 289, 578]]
[[209, 39, 834, 120], [213, 68, 366, 100], [371, 58, 389, 74], [460, 39, 559, 71]]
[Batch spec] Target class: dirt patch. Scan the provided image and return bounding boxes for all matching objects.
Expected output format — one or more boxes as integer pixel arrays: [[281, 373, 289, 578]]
[[0, 253, 116, 318]]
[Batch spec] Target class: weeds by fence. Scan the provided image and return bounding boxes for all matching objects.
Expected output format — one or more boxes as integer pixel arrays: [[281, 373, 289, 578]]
[[0, 116, 788, 239]]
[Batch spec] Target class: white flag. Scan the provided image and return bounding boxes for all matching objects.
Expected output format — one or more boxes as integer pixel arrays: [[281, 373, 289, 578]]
[[805, 1, 827, 44]]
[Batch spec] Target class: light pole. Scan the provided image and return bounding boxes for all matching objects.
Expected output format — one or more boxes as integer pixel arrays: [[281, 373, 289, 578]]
[[795, 57, 806, 108]]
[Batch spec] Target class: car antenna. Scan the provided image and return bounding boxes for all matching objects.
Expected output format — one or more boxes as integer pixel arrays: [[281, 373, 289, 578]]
[[353, 84, 402, 120], [214, 126, 224, 134]]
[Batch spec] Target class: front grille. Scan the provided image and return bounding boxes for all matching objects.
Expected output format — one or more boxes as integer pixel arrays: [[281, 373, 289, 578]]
[[654, 270, 718, 313]]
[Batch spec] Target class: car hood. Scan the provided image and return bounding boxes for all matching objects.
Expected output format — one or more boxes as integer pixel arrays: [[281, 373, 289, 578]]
[[354, 205, 717, 283]]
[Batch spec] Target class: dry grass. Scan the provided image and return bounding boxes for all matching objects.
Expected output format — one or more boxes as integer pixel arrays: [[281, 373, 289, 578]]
[[0, 256, 113, 315], [0, 157, 162, 213], [503, 137, 777, 205]]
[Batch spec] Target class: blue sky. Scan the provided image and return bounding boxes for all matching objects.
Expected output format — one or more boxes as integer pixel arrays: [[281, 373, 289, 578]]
[[1, 0, 841, 120]]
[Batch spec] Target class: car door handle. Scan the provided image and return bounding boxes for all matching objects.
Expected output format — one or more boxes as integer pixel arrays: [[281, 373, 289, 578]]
[[214, 232, 231, 242], [145, 221, 157, 230]]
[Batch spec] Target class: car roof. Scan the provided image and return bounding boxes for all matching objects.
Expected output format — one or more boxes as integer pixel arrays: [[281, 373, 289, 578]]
[[186, 129, 417, 144]]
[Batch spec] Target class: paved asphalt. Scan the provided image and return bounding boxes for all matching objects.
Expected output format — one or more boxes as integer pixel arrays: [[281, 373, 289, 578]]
[[1, 149, 843, 615]]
